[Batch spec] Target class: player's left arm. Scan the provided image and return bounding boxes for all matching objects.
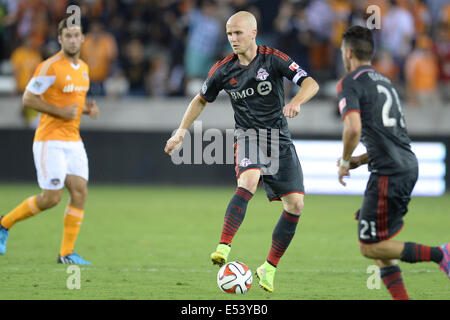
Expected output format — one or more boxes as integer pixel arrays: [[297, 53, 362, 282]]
[[338, 112, 361, 186], [336, 153, 370, 170], [83, 99, 99, 119], [283, 77, 319, 118], [271, 50, 319, 118]]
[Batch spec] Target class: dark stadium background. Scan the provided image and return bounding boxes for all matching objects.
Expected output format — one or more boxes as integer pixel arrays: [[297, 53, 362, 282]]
[[0, 0, 449, 190]]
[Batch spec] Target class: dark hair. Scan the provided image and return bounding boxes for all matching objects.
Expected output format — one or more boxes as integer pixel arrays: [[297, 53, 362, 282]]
[[58, 18, 82, 35], [342, 25, 374, 61]]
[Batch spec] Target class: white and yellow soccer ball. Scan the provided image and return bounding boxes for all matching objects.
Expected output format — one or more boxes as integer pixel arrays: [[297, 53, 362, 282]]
[[217, 261, 252, 294]]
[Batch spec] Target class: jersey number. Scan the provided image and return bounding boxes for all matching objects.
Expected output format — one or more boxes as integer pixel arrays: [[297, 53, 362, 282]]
[[377, 84, 406, 128], [360, 219, 377, 240]]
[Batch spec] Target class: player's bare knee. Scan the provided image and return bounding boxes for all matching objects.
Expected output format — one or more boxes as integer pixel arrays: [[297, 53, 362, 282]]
[[238, 178, 258, 194], [374, 259, 397, 268], [39, 191, 62, 209], [70, 186, 88, 204], [47, 193, 62, 208], [360, 242, 385, 259], [294, 198, 304, 215], [359, 243, 376, 258], [284, 199, 303, 216]]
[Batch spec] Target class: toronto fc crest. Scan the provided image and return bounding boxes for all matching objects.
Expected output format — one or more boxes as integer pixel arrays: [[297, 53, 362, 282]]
[[256, 68, 269, 81]]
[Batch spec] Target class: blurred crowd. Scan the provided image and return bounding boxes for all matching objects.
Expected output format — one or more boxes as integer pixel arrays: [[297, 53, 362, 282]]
[[1, 0, 449, 109]]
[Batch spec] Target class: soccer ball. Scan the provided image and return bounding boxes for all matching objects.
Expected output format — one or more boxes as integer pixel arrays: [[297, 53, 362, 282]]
[[217, 261, 252, 294]]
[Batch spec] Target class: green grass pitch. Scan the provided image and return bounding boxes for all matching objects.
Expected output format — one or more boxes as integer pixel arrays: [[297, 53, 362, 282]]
[[0, 183, 448, 300]]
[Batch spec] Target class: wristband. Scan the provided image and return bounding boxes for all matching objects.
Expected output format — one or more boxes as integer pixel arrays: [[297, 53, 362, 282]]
[[340, 159, 350, 167]]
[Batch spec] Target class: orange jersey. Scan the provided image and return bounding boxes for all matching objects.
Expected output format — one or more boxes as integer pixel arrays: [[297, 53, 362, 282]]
[[26, 51, 90, 142]]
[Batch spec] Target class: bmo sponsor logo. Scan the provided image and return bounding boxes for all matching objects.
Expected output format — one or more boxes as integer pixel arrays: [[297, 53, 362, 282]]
[[230, 81, 272, 100], [230, 87, 254, 100]]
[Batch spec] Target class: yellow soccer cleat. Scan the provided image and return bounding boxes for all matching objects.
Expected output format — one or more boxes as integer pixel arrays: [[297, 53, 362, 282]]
[[210, 243, 231, 267], [256, 261, 276, 293]]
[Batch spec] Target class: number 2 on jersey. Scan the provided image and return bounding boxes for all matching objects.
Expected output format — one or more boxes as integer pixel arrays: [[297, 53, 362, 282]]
[[377, 84, 406, 128]]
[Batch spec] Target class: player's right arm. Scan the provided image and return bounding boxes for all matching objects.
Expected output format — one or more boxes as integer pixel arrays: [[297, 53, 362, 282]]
[[22, 90, 78, 119], [165, 61, 223, 156], [23, 60, 77, 119], [337, 77, 364, 186], [164, 94, 207, 155]]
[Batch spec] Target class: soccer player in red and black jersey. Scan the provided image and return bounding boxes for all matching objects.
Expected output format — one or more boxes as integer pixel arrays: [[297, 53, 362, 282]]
[[165, 11, 319, 292], [337, 25, 449, 300]]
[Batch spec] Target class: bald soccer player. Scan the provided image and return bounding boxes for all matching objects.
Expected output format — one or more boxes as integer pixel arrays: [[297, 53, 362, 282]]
[[0, 18, 99, 265], [165, 11, 319, 292]]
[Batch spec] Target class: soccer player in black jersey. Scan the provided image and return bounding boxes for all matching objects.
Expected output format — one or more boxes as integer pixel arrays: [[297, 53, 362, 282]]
[[165, 11, 319, 292], [337, 26, 449, 299]]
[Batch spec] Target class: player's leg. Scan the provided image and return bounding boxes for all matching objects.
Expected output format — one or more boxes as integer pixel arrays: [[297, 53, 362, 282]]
[[57, 174, 90, 265], [360, 240, 443, 262], [257, 192, 303, 293], [358, 171, 447, 299], [1, 189, 62, 229], [357, 173, 413, 299], [0, 141, 66, 255], [256, 144, 305, 292], [0, 189, 63, 255], [360, 240, 446, 274], [210, 168, 260, 266], [59, 174, 87, 256], [374, 259, 409, 300], [358, 171, 446, 273], [57, 141, 90, 265], [267, 193, 303, 267]]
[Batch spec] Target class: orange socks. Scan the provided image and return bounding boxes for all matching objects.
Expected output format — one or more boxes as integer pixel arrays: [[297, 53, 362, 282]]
[[60, 206, 84, 257], [0, 199, 85, 257], [0, 196, 41, 229]]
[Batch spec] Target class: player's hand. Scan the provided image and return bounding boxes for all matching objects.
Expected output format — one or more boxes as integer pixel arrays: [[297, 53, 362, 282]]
[[283, 103, 300, 118], [336, 156, 361, 170], [338, 163, 350, 186], [164, 133, 184, 156], [59, 103, 78, 119], [85, 100, 99, 119]]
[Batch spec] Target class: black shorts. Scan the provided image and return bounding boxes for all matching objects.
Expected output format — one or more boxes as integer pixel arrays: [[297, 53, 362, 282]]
[[357, 168, 418, 244], [235, 142, 304, 201]]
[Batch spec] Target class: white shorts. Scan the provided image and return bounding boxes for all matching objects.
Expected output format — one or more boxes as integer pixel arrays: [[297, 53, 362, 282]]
[[33, 140, 89, 190]]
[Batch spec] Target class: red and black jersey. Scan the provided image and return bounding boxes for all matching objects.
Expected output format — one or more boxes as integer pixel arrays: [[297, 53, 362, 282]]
[[199, 45, 309, 145], [337, 65, 418, 175]]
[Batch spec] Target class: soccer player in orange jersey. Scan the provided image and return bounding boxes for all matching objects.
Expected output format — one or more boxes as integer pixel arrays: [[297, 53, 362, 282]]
[[0, 18, 99, 264]]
